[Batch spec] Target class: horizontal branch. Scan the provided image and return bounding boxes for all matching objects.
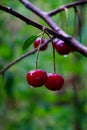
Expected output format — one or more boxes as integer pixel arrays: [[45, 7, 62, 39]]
[[0, 4, 44, 30], [0, 4, 70, 39], [0, 49, 37, 74], [19, 0, 87, 57], [0, 39, 51, 74], [0, 3, 87, 57], [48, 0, 87, 16], [0, 5, 62, 42], [0, 2, 87, 74]]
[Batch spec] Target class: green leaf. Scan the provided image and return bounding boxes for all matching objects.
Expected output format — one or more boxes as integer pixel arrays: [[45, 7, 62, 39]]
[[23, 34, 39, 50]]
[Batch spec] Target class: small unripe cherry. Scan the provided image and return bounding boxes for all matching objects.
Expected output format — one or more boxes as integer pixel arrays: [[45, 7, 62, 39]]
[[53, 39, 74, 55], [45, 73, 64, 91], [26, 69, 47, 87], [33, 37, 48, 51]]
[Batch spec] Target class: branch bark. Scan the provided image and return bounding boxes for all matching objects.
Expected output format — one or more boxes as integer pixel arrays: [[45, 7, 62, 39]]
[[0, 1, 87, 74], [19, 0, 87, 56], [48, 0, 87, 16], [0, 39, 51, 74]]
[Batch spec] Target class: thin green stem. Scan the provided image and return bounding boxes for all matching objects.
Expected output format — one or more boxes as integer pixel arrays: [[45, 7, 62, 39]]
[[35, 29, 45, 70], [52, 43, 56, 73], [64, 8, 68, 33], [45, 30, 56, 73]]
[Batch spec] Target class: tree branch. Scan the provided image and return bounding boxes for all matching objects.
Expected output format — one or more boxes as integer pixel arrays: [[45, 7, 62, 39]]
[[19, 0, 87, 57], [0, 4, 44, 30], [48, 0, 87, 16], [0, 3, 87, 57], [0, 39, 51, 74], [0, 1, 87, 74], [0, 5, 75, 41], [0, 5, 68, 45], [0, 49, 37, 74]]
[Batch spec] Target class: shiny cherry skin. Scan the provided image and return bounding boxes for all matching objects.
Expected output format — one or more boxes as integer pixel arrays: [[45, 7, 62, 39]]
[[53, 39, 74, 55], [26, 69, 47, 87], [33, 37, 48, 51], [45, 73, 64, 91]]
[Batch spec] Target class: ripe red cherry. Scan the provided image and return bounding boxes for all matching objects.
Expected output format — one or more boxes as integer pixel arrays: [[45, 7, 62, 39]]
[[26, 69, 47, 87], [53, 39, 74, 55], [33, 37, 48, 51], [45, 73, 64, 91]]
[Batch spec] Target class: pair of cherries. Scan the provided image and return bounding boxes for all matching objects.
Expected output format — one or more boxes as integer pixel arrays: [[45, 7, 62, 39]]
[[26, 37, 74, 91], [26, 69, 64, 91], [33, 37, 74, 55]]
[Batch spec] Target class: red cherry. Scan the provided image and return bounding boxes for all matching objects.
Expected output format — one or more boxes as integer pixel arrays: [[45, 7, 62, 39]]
[[53, 39, 74, 55], [45, 73, 64, 91], [26, 69, 47, 87], [33, 37, 48, 51]]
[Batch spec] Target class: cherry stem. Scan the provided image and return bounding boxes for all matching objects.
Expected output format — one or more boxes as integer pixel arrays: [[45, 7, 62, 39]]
[[35, 29, 45, 70], [59, 13, 63, 29], [74, 7, 82, 42], [45, 30, 56, 73], [64, 8, 68, 33], [52, 43, 56, 73]]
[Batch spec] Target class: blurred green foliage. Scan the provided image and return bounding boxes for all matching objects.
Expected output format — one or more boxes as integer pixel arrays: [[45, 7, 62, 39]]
[[0, 0, 87, 130]]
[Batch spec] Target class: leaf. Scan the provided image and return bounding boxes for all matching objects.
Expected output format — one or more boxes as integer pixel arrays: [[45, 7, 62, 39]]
[[23, 34, 39, 50]]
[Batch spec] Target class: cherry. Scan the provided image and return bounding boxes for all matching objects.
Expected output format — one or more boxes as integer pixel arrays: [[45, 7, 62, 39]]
[[53, 39, 74, 55], [45, 73, 64, 91], [33, 37, 48, 51], [26, 69, 47, 87]]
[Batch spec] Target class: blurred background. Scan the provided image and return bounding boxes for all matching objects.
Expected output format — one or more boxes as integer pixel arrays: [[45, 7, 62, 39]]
[[0, 0, 87, 130]]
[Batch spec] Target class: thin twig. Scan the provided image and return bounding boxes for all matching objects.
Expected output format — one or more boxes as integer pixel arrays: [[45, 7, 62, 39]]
[[0, 39, 51, 74], [0, 49, 37, 74], [48, 0, 87, 16]]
